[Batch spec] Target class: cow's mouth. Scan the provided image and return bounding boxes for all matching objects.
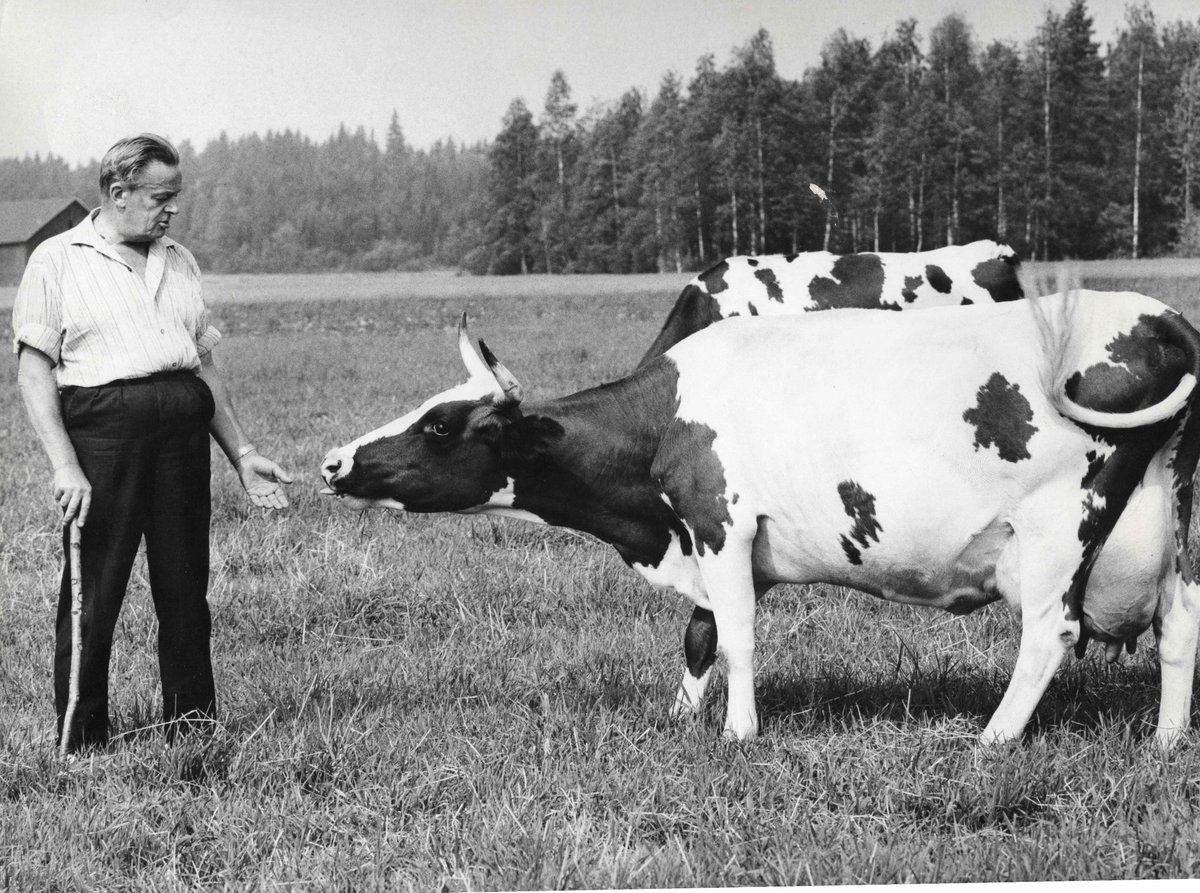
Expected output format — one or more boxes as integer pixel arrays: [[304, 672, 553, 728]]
[[319, 487, 380, 510]]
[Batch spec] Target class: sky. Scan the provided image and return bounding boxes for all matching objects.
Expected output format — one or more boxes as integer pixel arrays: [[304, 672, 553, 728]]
[[2, 0, 1198, 166]]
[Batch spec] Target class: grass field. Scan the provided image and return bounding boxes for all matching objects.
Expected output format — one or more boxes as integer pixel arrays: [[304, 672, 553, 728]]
[[3, 266, 1200, 890]]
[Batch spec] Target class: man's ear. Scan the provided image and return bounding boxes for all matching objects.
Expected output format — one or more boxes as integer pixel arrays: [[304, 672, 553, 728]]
[[108, 181, 128, 209]]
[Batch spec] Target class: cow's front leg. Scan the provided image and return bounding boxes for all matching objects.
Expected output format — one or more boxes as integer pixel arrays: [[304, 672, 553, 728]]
[[1154, 574, 1200, 749], [671, 607, 717, 720], [699, 548, 760, 741]]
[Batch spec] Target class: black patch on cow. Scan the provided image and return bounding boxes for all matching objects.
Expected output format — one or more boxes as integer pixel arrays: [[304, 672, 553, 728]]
[[500, 358, 700, 570], [700, 260, 731, 295], [1065, 314, 1190, 416], [747, 258, 759, 267], [963, 373, 1038, 462], [902, 275, 923, 303], [684, 608, 718, 679], [837, 480, 882, 566], [961, 298, 973, 306], [970, 255, 1024, 303], [753, 268, 785, 302], [746, 303, 759, 316], [925, 264, 953, 294], [653, 420, 732, 557], [807, 254, 886, 310], [1066, 423, 1180, 626]]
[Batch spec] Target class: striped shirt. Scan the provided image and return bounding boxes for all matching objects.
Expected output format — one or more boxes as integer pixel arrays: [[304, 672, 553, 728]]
[[11, 209, 221, 387]]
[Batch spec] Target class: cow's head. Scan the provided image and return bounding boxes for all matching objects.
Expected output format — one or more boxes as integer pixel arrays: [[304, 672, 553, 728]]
[[320, 314, 528, 512]]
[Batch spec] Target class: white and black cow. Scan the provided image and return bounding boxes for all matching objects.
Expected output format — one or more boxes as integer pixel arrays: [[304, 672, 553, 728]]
[[638, 240, 1023, 365], [322, 294, 1200, 747]]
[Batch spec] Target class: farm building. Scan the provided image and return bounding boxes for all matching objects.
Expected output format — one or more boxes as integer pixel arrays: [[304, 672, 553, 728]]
[[0, 197, 90, 286]]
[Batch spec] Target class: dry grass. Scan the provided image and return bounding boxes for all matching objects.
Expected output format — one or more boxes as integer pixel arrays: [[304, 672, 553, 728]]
[[2, 269, 1200, 890]]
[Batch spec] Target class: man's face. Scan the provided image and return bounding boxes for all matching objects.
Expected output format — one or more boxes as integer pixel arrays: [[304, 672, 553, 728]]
[[116, 160, 182, 241]]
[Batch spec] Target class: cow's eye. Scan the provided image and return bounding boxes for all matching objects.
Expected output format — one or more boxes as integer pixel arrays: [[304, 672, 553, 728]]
[[428, 421, 451, 437]]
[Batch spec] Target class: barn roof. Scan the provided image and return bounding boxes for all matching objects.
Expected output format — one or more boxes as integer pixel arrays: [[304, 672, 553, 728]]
[[0, 197, 89, 245]]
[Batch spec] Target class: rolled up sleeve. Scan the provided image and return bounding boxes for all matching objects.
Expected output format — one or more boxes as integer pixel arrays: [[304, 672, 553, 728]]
[[11, 254, 64, 364], [196, 323, 222, 356]]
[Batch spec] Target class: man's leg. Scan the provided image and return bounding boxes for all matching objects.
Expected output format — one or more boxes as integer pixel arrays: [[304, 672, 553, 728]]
[[144, 377, 216, 739], [55, 387, 148, 752]]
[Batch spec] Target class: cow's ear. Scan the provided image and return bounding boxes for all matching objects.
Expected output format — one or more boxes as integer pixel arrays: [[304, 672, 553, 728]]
[[471, 408, 514, 451], [503, 414, 564, 464]]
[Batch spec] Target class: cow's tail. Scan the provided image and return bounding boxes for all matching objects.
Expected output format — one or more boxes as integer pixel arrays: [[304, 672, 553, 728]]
[[1059, 373, 1196, 429], [1031, 268, 1200, 430]]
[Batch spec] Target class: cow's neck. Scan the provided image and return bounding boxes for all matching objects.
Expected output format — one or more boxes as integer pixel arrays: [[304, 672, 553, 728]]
[[504, 360, 688, 567]]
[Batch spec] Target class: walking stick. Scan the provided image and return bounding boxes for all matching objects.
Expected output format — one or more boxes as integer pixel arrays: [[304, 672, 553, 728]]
[[59, 521, 82, 758]]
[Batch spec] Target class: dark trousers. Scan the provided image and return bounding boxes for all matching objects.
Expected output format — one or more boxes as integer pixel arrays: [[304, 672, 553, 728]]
[[56, 372, 216, 751]]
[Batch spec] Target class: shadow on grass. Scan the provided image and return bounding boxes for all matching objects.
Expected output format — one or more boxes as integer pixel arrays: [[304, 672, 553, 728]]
[[754, 650, 1165, 741]]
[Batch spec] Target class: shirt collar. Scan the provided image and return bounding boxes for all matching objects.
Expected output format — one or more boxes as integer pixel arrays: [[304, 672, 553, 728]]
[[70, 208, 177, 270]]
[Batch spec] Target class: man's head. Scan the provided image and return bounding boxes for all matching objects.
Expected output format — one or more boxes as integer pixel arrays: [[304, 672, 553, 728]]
[[98, 133, 182, 242]]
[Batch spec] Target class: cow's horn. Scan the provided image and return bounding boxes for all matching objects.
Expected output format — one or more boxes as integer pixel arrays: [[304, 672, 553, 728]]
[[479, 339, 523, 404], [457, 312, 493, 383]]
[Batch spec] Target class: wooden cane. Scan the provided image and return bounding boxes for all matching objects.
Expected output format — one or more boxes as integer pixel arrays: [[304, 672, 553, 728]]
[[59, 521, 83, 758]]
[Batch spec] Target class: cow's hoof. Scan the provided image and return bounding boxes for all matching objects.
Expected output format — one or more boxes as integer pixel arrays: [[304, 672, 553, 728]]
[[721, 721, 758, 742], [669, 691, 699, 721], [1153, 727, 1186, 752]]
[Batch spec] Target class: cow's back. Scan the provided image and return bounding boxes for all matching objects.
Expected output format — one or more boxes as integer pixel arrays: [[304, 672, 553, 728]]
[[637, 240, 1023, 367]]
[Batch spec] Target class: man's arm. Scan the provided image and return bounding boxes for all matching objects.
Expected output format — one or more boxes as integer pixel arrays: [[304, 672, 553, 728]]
[[197, 349, 293, 510], [16, 346, 91, 527]]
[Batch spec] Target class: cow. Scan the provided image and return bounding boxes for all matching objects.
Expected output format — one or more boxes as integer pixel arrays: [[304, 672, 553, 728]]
[[638, 240, 1024, 365], [321, 293, 1200, 748]]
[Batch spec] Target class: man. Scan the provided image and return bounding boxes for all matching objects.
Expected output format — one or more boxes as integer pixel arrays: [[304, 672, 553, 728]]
[[12, 133, 293, 752]]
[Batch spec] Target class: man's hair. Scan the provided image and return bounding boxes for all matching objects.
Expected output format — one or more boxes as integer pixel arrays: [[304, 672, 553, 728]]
[[98, 133, 180, 194]]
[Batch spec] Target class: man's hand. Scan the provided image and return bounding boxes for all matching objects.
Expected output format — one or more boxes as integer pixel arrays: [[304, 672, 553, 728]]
[[237, 454, 294, 510], [54, 464, 91, 527]]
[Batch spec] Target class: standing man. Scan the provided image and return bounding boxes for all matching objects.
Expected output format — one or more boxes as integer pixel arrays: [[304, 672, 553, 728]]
[[12, 133, 293, 752]]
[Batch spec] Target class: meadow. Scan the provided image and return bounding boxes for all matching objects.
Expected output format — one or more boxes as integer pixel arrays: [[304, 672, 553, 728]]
[[2, 263, 1200, 890]]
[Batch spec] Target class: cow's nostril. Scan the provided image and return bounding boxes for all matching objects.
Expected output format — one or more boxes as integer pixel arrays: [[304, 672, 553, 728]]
[[324, 460, 342, 477]]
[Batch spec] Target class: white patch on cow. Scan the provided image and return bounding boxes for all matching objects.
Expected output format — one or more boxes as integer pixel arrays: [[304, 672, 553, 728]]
[[708, 255, 831, 317], [461, 477, 548, 525], [349, 373, 500, 451], [631, 527, 708, 607]]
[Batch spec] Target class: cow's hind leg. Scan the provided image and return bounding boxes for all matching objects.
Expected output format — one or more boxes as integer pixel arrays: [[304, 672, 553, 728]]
[[981, 547, 1080, 745], [1155, 574, 1200, 749], [671, 607, 718, 720]]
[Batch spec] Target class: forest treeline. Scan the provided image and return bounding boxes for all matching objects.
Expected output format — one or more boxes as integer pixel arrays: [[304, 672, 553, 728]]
[[4, 0, 1200, 273]]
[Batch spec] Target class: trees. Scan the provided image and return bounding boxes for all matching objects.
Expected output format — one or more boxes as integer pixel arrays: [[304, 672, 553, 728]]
[[12, 6, 1200, 270], [484, 99, 539, 274], [535, 71, 579, 272], [808, 30, 875, 251], [1165, 20, 1200, 252]]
